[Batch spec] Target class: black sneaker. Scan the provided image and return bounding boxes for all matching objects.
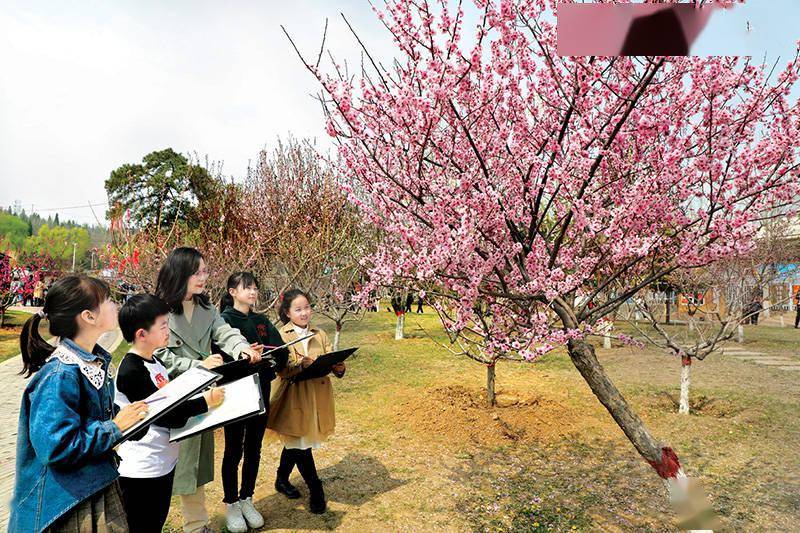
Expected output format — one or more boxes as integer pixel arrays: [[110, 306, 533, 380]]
[[275, 478, 301, 499]]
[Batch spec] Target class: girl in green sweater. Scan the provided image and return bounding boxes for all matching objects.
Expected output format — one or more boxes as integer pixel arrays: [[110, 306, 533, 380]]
[[219, 271, 288, 532]]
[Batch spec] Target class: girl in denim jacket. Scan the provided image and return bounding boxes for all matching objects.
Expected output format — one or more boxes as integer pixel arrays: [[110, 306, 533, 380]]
[[9, 275, 146, 532]]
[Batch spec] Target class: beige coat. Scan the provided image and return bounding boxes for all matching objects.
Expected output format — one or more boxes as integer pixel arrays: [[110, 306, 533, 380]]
[[267, 322, 336, 438]]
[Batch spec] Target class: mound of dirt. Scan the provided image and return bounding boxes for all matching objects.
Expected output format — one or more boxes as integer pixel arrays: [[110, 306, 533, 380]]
[[645, 392, 741, 418], [394, 385, 594, 447]]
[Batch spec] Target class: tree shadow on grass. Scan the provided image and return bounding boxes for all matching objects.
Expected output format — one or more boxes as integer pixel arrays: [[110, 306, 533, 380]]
[[450, 440, 671, 532], [249, 452, 407, 530]]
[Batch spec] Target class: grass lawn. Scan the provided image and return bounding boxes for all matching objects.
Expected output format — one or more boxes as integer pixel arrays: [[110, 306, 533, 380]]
[[111, 339, 131, 366], [0, 310, 44, 363], [1, 309, 126, 365], [152, 309, 800, 532]]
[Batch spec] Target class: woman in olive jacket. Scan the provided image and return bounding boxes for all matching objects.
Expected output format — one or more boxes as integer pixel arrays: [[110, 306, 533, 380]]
[[154, 248, 261, 533]]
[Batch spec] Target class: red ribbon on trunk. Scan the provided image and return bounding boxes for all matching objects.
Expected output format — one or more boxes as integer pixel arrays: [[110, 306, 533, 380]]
[[648, 447, 682, 479]]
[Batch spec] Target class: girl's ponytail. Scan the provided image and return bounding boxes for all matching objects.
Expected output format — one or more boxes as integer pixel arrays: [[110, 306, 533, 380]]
[[19, 311, 55, 378], [219, 292, 234, 312]]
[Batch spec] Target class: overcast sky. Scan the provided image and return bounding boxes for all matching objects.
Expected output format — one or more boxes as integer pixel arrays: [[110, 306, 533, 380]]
[[1, 0, 797, 226], [0, 0, 396, 225]]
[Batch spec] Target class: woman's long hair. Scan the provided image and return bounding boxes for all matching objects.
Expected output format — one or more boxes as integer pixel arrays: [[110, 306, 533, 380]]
[[155, 247, 210, 314], [278, 288, 312, 325], [20, 275, 110, 377], [220, 271, 259, 312]]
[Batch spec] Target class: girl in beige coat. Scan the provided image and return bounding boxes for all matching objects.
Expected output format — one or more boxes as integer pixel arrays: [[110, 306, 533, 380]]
[[267, 289, 345, 514]]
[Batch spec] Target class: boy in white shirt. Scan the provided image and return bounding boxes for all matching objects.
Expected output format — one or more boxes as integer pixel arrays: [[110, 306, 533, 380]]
[[115, 294, 224, 532]]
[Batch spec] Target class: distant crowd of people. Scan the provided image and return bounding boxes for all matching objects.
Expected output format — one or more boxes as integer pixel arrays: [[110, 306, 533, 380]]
[[6, 268, 54, 307]]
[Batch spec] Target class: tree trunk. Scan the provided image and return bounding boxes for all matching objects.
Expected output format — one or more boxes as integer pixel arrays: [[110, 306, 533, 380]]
[[603, 322, 612, 349], [486, 364, 496, 407], [567, 338, 687, 495], [665, 292, 671, 325], [737, 324, 744, 343], [333, 322, 342, 351], [679, 355, 691, 415], [395, 312, 405, 340]]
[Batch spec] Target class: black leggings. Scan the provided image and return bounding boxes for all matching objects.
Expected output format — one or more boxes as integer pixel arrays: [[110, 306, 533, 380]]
[[221, 412, 269, 503], [119, 469, 175, 533], [277, 447, 321, 489]]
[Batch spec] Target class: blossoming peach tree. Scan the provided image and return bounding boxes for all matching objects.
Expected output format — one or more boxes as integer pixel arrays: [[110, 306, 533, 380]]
[[287, 0, 800, 496]]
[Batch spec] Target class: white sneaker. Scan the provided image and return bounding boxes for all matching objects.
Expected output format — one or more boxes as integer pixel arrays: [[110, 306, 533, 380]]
[[239, 497, 264, 528], [225, 502, 248, 533]]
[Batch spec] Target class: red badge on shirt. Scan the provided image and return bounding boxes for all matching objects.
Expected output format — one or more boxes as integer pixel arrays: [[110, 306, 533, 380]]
[[257, 324, 267, 338], [154, 373, 168, 388]]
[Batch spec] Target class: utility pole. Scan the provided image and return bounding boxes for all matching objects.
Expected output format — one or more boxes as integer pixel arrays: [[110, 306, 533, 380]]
[[71, 242, 77, 272]]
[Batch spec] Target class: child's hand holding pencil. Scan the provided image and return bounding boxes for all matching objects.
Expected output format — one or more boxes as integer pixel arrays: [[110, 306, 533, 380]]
[[203, 387, 225, 409], [113, 401, 149, 432]]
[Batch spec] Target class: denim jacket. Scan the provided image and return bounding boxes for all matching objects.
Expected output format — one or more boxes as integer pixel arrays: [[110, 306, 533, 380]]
[[9, 338, 122, 533]]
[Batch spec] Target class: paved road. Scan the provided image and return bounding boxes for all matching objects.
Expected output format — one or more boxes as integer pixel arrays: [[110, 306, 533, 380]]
[[0, 313, 121, 531]]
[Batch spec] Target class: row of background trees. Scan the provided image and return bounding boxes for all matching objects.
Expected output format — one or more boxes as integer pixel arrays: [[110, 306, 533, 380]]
[[0, 210, 99, 271], [102, 138, 374, 351], [0, 209, 103, 325], [5, 139, 794, 427]]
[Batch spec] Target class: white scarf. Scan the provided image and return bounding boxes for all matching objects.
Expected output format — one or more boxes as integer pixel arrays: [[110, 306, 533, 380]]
[[292, 324, 310, 357]]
